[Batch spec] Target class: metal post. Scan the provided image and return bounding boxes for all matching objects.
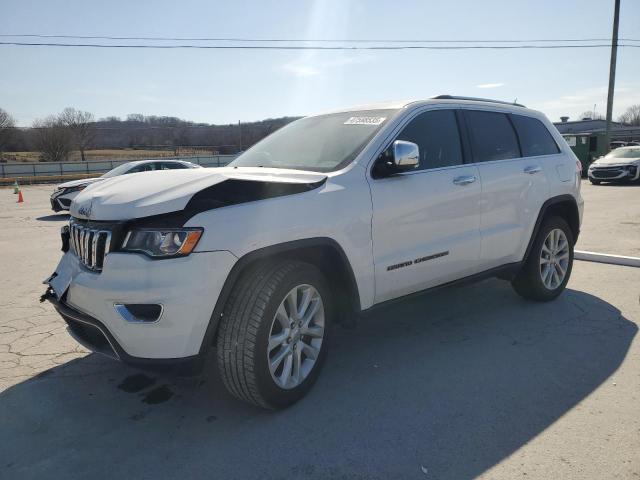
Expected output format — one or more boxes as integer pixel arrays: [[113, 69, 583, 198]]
[[605, 0, 621, 152]]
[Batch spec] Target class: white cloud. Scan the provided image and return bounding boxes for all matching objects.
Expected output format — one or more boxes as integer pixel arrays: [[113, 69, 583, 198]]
[[476, 83, 505, 89], [281, 55, 371, 78], [282, 63, 321, 77], [531, 83, 640, 121]]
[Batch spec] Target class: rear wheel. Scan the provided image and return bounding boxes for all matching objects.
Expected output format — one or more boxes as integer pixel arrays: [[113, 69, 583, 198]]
[[512, 216, 574, 302], [216, 260, 331, 409]]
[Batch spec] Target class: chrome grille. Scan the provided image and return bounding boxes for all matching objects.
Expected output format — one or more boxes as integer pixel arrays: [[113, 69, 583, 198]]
[[69, 222, 112, 271]]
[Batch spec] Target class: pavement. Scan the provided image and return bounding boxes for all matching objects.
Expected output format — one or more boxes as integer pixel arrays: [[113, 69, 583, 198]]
[[0, 181, 638, 479], [576, 181, 640, 257]]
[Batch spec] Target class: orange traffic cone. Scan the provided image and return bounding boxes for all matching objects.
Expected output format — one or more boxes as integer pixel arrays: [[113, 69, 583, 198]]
[[17, 190, 24, 203]]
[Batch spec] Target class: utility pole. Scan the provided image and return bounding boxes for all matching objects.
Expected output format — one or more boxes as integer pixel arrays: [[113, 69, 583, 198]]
[[238, 120, 242, 152], [605, 0, 620, 152]]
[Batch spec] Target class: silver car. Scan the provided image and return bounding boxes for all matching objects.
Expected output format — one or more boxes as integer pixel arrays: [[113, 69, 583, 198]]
[[588, 146, 640, 185], [50, 160, 201, 212]]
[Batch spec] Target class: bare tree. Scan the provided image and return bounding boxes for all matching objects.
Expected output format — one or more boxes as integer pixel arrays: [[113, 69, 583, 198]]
[[578, 111, 604, 120], [126, 113, 144, 123], [618, 104, 640, 126], [59, 108, 95, 161], [32, 116, 73, 162], [0, 107, 16, 156]]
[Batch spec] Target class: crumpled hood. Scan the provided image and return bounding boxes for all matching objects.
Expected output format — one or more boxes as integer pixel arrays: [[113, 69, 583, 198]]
[[70, 167, 327, 220], [58, 177, 104, 189]]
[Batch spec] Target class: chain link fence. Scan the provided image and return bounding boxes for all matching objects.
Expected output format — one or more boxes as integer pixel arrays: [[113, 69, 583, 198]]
[[0, 155, 238, 179]]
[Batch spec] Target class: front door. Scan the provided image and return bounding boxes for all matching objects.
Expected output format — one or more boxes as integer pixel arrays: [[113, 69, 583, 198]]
[[369, 109, 483, 304]]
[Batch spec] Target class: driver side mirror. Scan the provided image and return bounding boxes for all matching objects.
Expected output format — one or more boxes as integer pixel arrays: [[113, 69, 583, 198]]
[[393, 140, 420, 170], [373, 140, 420, 177]]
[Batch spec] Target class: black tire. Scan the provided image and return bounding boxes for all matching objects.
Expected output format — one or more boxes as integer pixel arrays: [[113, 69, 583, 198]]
[[589, 179, 601, 185], [216, 260, 331, 409], [512, 216, 574, 302]]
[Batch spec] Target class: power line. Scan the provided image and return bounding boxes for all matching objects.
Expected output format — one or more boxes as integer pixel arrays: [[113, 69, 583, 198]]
[[0, 33, 639, 43], [2, 41, 640, 50]]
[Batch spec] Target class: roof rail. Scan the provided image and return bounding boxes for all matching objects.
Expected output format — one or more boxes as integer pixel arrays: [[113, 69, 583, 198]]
[[432, 95, 526, 108]]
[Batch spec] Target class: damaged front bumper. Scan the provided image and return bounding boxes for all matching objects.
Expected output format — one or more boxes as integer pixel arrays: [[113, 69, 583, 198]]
[[41, 288, 204, 373], [43, 248, 237, 369]]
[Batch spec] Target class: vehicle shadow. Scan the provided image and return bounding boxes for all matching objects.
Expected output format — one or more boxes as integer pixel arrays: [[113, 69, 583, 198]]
[[36, 214, 69, 221], [0, 279, 635, 480]]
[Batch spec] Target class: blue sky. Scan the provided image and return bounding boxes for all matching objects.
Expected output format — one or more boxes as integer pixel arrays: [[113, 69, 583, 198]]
[[1, 0, 639, 126]]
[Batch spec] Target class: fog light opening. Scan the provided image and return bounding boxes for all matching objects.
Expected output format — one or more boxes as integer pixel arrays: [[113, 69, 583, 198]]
[[114, 303, 163, 323]]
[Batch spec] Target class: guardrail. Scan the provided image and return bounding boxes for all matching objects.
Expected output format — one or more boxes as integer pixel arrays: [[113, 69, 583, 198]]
[[0, 154, 237, 179]]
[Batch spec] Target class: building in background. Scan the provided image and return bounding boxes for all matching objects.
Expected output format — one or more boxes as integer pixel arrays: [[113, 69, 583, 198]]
[[554, 117, 640, 141], [554, 117, 640, 172]]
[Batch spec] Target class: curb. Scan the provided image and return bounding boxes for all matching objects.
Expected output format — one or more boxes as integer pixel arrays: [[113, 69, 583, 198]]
[[575, 250, 640, 268]]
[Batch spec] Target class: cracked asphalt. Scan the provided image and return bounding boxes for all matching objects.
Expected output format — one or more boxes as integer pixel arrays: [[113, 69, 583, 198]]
[[0, 181, 639, 480]]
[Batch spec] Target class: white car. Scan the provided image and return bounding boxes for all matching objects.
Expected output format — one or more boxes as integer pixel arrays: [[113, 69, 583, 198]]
[[50, 159, 201, 212], [43, 96, 584, 409], [588, 146, 640, 184]]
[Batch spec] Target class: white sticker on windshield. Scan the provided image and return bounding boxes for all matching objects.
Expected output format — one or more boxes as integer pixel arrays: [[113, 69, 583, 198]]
[[344, 116, 386, 125]]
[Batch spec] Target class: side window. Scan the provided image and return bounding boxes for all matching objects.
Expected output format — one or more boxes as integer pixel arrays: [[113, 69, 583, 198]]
[[395, 110, 463, 170], [160, 162, 187, 170], [125, 165, 144, 174], [465, 110, 521, 162], [127, 163, 155, 174], [511, 115, 560, 157]]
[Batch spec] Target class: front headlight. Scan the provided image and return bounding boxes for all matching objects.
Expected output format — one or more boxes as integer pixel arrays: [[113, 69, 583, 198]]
[[121, 228, 203, 258]]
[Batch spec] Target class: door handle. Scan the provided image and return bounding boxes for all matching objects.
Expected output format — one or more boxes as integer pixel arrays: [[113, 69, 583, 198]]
[[524, 165, 542, 174], [453, 175, 477, 186]]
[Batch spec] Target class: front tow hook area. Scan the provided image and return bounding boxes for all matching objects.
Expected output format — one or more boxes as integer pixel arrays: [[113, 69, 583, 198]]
[[40, 286, 56, 303]]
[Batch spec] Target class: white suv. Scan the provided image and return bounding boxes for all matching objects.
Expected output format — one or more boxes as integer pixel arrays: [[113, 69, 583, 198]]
[[43, 96, 584, 409]]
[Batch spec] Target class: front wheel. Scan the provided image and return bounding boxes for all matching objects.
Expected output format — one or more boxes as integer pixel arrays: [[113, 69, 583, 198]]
[[512, 216, 574, 302], [216, 260, 331, 409], [589, 178, 601, 185]]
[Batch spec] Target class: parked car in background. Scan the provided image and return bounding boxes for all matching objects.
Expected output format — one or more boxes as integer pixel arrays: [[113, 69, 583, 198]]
[[44, 96, 583, 409], [50, 160, 201, 212], [609, 141, 627, 150], [588, 146, 640, 184]]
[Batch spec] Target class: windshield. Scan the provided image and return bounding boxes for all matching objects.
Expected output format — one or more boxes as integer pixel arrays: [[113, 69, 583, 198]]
[[101, 162, 135, 178], [229, 109, 398, 172], [605, 148, 640, 159]]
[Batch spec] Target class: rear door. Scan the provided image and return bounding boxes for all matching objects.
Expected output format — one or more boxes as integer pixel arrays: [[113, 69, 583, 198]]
[[369, 108, 483, 303], [462, 109, 550, 269]]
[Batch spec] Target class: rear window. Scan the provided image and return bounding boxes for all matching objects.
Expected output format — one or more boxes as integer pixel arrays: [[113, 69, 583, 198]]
[[465, 110, 520, 162], [512, 115, 560, 157]]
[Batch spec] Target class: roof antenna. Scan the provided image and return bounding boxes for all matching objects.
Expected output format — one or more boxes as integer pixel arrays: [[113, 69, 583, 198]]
[[513, 98, 518, 105]]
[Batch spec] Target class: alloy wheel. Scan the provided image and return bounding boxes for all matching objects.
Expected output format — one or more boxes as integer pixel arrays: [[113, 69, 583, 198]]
[[539, 228, 570, 290], [267, 284, 325, 389]]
